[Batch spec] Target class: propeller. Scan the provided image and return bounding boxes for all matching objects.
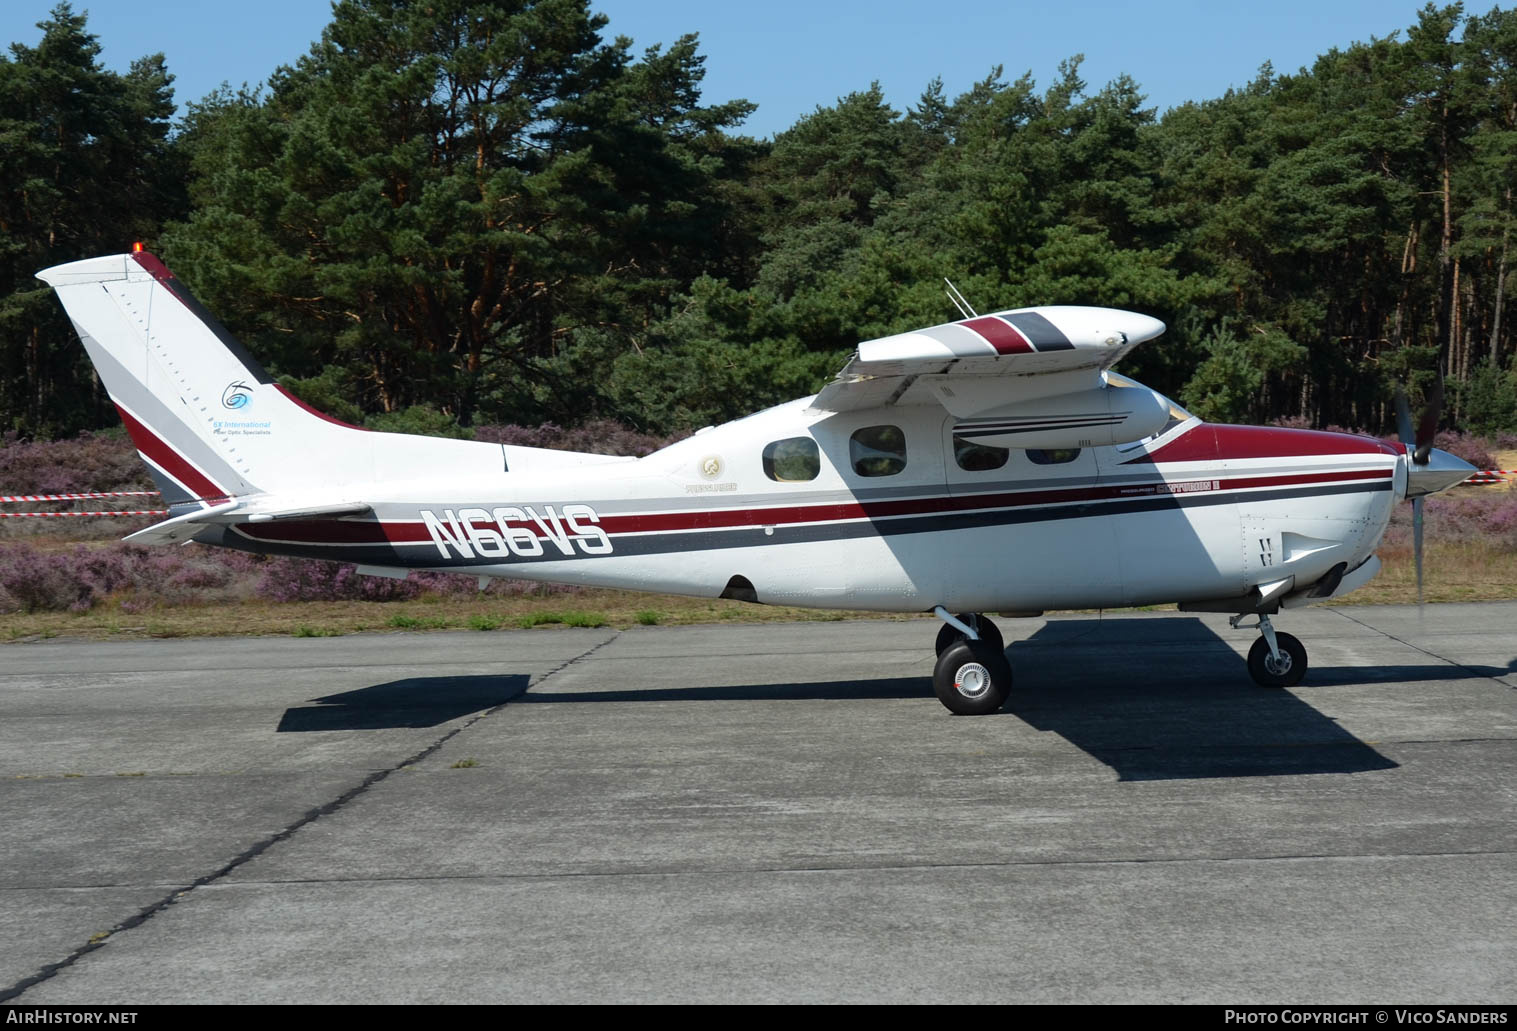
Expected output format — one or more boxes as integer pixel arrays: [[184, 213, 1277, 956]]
[[1394, 389, 1425, 605], [1396, 362, 1446, 607]]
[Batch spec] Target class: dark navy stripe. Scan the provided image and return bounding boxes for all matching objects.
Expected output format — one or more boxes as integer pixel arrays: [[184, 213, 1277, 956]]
[[957, 419, 1124, 437], [960, 414, 1125, 427], [1002, 311, 1075, 351]]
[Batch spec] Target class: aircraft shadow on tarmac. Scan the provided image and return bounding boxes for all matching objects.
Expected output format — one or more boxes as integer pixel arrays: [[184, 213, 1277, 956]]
[[276, 674, 530, 731], [996, 618, 1390, 780], [272, 618, 1509, 780], [520, 616, 1515, 781]]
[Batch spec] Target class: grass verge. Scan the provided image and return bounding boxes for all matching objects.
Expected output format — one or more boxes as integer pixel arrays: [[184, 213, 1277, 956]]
[[3, 543, 1514, 642]]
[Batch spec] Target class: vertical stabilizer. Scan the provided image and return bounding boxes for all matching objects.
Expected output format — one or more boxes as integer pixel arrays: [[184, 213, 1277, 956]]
[[39, 251, 624, 518], [39, 251, 421, 507]]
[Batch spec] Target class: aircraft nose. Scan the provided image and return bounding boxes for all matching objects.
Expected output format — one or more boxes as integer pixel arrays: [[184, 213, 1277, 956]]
[[1405, 447, 1477, 499]]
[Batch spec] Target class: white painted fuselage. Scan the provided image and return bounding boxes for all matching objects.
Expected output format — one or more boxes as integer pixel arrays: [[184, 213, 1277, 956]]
[[218, 396, 1403, 614]]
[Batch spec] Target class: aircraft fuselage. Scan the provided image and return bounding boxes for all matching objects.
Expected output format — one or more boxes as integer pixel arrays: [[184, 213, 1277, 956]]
[[208, 397, 1402, 614]]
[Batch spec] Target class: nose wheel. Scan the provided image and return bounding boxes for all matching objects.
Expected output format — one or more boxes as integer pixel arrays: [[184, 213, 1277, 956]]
[[1233, 613, 1308, 688], [931, 609, 1011, 714]]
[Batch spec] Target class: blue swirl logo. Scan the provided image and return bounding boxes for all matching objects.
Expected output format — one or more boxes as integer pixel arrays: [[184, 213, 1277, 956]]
[[221, 382, 252, 410]]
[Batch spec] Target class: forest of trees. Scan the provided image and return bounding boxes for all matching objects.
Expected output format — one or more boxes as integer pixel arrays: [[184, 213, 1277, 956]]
[[2, 0, 1516, 442]]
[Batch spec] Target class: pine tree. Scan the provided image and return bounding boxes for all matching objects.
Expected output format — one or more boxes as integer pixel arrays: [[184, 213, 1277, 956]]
[[0, 3, 180, 436]]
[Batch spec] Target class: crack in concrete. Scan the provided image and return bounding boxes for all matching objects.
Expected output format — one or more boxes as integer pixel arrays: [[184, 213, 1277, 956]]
[[1327, 607, 1517, 687], [0, 630, 620, 1002]]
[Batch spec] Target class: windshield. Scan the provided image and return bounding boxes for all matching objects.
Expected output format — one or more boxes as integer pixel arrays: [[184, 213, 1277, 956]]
[[1105, 371, 1193, 427], [1104, 371, 1194, 448]]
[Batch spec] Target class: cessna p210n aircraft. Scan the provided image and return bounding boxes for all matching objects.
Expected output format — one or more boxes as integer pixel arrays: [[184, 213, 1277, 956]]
[[39, 251, 1476, 714]]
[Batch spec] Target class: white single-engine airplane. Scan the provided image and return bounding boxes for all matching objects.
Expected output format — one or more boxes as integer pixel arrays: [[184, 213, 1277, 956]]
[[39, 251, 1475, 713]]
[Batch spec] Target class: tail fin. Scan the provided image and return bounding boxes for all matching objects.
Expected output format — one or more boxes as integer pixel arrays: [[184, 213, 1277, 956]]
[[39, 253, 265, 506], [37, 251, 526, 513], [36, 251, 413, 507], [39, 251, 634, 536]]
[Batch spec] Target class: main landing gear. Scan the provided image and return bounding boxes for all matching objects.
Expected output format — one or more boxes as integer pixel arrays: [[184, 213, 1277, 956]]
[[1231, 612, 1308, 688], [931, 608, 1012, 715]]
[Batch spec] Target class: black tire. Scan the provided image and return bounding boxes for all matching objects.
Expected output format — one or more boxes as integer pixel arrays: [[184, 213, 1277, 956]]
[[933, 639, 1013, 715], [934, 614, 1004, 656], [1247, 632, 1307, 688]]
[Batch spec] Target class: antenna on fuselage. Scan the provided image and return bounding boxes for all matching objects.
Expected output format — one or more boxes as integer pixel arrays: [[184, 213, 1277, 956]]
[[944, 278, 978, 320]]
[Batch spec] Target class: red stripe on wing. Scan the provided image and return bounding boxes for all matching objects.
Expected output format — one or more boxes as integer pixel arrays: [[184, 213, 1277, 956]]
[[959, 316, 1034, 354]]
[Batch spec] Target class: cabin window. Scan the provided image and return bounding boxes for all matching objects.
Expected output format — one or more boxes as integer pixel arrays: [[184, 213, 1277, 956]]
[[850, 425, 908, 477], [762, 436, 820, 482], [953, 435, 1009, 472], [1027, 448, 1082, 465]]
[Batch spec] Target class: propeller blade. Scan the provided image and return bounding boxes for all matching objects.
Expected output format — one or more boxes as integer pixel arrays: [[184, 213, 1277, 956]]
[[1394, 388, 1414, 448], [1414, 375, 1443, 466], [1413, 495, 1424, 607]]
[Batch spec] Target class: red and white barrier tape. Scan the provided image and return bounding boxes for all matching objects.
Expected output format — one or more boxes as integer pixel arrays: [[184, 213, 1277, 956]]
[[1465, 469, 1516, 483], [0, 489, 166, 517], [0, 510, 168, 518], [1, 491, 161, 502]]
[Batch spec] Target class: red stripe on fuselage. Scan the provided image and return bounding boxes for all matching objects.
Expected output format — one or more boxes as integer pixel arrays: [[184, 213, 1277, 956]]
[[233, 467, 1392, 547], [960, 317, 1034, 354], [114, 405, 228, 502], [1127, 424, 1400, 464]]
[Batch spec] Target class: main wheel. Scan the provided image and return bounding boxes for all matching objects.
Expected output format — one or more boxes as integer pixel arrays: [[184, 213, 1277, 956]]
[[933, 639, 1013, 715], [1247, 632, 1307, 688], [934, 614, 1004, 656]]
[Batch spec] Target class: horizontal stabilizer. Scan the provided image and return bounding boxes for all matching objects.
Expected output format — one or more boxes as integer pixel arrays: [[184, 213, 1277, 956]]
[[125, 497, 371, 545]]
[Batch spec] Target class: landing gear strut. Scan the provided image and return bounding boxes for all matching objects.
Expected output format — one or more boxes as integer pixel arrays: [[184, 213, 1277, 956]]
[[933, 611, 1005, 657], [931, 608, 1011, 715], [1232, 612, 1308, 688]]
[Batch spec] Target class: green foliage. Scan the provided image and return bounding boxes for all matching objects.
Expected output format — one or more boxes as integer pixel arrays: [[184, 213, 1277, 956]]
[[159, 0, 758, 430], [516, 609, 606, 628], [364, 404, 472, 439], [1182, 322, 1308, 424], [277, 367, 364, 427], [0, 3, 183, 436], [3, 2, 1516, 440], [1454, 360, 1517, 436]]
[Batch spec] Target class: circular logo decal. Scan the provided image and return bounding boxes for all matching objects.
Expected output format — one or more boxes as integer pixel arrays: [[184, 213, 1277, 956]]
[[221, 381, 252, 410], [700, 455, 723, 480]]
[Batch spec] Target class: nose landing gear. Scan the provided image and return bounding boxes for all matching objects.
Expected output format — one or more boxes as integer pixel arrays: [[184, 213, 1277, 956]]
[[1232, 612, 1308, 688]]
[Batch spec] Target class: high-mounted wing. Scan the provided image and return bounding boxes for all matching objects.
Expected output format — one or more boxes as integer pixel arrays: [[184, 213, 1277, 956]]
[[813, 305, 1165, 412], [810, 306, 1171, 449]]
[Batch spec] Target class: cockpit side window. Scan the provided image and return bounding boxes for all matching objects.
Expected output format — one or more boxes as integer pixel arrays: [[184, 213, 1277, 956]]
[[762, 436, 820, 482], [1027, 448, 1082, 465], [954, 435, 1009, 471], [850, 425, 908, 477]]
